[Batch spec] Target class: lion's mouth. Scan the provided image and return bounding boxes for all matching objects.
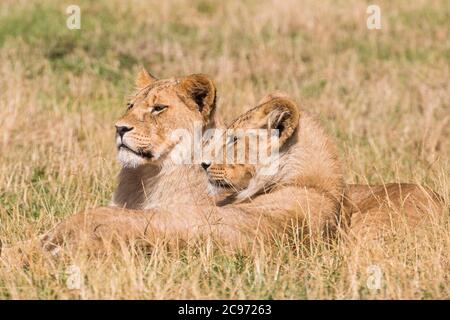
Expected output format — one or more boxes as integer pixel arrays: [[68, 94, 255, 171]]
[[118, 144, 153, 159]]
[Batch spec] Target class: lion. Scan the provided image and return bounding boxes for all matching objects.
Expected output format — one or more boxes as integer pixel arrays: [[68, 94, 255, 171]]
[[202, 94, 351, 236], [1, 69, 223, 261], [201, 93, 445, 238], [110, 68, 219, 209]]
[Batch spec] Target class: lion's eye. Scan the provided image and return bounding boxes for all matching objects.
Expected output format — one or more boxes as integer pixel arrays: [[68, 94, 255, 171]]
[[126, 102, 134, 110], [151, 104, 168, 114]]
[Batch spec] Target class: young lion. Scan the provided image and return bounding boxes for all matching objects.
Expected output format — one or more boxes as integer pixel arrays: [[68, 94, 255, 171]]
[[202, 94, 351, 239], [1, 69, 222, 261], [111, 68, 220, 209], [202, 93, 445, 238]]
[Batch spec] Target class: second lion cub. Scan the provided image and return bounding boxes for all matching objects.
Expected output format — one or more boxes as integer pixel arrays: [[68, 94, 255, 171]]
[[202, 94, 351, 241], [202, 93, 445, 239]]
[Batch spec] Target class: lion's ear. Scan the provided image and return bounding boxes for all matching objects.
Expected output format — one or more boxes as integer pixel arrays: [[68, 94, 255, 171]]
[[265, 97, 300, 145], [241, 97, 299, 146], [180, 74, 217, 120], [135, 67, 157, 89]]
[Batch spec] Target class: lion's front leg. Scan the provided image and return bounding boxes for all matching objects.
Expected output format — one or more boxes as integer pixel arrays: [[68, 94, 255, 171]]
[[41, 207, 152, 255]]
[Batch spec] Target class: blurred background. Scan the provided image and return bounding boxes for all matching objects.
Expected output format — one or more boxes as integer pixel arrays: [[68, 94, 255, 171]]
[[0, 0, 448, 299]]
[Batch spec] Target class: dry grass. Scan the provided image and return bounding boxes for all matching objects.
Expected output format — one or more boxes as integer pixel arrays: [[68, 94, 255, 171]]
[[0, 0, 449, 299]]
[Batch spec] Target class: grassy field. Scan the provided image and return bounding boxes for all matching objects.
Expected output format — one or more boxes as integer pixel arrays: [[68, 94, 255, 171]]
[[0, 0, 449, 299]]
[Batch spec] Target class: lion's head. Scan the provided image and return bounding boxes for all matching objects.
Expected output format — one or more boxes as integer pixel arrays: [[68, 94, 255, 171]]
[[202, 95, 300, 195], [115, 68, 217, 168]]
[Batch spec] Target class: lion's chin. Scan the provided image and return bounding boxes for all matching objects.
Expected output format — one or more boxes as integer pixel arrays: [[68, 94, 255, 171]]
[[117, 148, 148, 168]]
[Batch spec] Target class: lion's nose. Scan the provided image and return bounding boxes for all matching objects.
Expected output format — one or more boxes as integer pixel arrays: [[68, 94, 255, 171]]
[[201, 161, 211, 171], [115, 125, 133, 138]]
